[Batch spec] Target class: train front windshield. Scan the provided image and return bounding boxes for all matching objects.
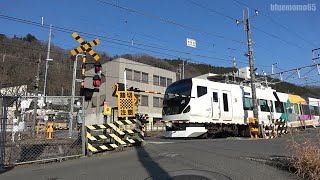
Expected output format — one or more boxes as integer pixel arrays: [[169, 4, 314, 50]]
[[163, 79, 192, 115]]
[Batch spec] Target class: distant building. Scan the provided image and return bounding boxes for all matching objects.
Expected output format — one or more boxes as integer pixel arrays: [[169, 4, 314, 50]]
[[84, 58, 177, 125], [0, 84, 28, 96]]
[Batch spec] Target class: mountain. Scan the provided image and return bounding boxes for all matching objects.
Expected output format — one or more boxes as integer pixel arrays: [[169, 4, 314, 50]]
[[0, 33, 319, 97]]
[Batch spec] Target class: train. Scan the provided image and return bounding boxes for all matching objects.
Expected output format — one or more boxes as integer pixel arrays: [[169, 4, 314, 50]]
[[162, 73, 320, 138]]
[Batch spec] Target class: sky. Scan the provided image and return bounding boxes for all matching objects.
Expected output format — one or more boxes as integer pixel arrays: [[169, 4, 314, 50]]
[[0, 0, 319, 86]]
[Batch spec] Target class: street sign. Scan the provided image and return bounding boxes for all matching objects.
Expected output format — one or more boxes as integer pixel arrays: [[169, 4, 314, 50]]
[[103, 101, 111, 115], [70, 32, 100, 61], [117, 91, 136, 118], [187, 38, 196, 48]]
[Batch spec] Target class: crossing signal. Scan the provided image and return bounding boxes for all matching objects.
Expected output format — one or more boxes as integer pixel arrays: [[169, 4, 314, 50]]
[[94, 61, 102, 73], [80, 87, 94, 101], [93, 75, 101, 87]]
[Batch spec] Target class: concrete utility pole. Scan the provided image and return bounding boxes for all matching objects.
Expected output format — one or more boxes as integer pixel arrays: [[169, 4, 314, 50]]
[[0, 96, 3, 170], [245, 15, 259, 120], [182, 60, 185, 79], [43, 24, 53, 96], [237, 9, 259, 120], [32, 54, 41, 137]]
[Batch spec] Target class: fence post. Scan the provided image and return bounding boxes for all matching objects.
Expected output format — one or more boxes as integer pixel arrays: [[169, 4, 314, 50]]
[[0, 97, 8, 170], [81, 97, 86, 156], [0, 97, 4, 170]]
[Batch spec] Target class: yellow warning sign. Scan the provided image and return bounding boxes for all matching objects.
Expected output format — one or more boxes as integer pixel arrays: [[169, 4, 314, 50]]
[[117, 91, 136, 118], [104, 106, 111, 115]]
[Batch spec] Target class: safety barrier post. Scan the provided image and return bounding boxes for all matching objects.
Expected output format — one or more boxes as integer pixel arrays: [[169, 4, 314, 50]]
[[47, 122, 54, 139], [248, 117, 259, 138]]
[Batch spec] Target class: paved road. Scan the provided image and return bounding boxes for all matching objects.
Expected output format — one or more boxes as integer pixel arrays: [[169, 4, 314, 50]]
[[1, 129, 318, 180]]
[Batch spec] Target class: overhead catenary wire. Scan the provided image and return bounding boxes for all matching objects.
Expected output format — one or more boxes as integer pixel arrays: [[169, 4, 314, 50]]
[[183, 0, 310, 67], [0, 14, 253, 66], [96, 0, 245, 45], [230, 0, 318, 48]]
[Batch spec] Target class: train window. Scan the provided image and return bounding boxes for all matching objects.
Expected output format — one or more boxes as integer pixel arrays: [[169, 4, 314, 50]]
[[243, 97, 253, 110], [310, 106, 319, 116], [275, 101, 285, 113], [301, 105, 310, 115], [197, 86, 207, 97], [223, 93, 229, 112], [213, 92, 218, 102], [259, 99, 272, 112]]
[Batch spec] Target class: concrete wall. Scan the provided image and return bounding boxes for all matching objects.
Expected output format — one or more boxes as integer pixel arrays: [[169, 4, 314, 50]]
[[84, 58, 176, 125]]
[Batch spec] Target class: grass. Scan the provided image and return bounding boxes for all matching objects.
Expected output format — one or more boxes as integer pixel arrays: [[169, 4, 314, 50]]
[[288, 129, 320, 180]]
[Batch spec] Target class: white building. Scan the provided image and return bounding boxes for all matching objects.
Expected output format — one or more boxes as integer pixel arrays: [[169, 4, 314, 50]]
[[84, 58, 177, 125]]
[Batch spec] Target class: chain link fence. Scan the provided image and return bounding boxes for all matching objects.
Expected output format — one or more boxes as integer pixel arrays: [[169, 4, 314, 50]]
[[0, 96, 85, 167]]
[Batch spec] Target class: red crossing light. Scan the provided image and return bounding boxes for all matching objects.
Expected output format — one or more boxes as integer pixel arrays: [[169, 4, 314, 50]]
[[93, 75, 101, 87]]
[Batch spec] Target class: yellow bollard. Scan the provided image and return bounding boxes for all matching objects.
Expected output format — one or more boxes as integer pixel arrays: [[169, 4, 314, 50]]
[[47, 122, 54, 139], [248, 117, 259, 138]]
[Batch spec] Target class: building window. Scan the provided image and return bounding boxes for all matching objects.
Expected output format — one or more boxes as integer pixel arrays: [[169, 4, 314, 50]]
[[160, 98, 164, 108], [197, 86, 207, 97], [134, 70, 140, 82], [153, 97, 164, 108], [126, 69, 132, 80], [167, 78, 172, 87], [153, 97, 160, 107], [160, 76, 166, 87], [142, 72, 148, 83], [141, 95, 148, 106], [153, 75, 159, 85]]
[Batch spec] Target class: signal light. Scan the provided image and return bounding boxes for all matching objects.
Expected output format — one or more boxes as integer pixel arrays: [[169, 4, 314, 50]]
[[94, 61, 102, 74], [93, 75, 101, 87], [80, 87, 94, 101]]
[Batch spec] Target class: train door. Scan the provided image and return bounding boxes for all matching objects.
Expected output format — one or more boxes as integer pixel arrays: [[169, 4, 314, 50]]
[[221, 91, 233, 121], [210, 89, 220, 120]]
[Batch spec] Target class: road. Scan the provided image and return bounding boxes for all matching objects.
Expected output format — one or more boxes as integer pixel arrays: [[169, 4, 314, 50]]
[[1, 129, 318, 180]]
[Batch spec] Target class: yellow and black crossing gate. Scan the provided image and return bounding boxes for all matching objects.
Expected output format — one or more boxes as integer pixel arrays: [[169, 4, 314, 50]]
[[86, 118, 146, 154], [262, 119, 288, 139]]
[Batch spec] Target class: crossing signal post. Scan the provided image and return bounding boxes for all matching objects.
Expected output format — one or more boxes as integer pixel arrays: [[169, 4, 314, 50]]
[[93, 61, 102, 87], [71, 32, 103, 121]]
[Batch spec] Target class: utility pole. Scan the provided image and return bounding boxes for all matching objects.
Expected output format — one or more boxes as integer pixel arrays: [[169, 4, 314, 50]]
[[237, 9, 259, 120], [272, 63, 278, 74], [182, 60, 185, 79], [228, 48, 237, 68], [32, 54, 41, 137], [43, 24, 53, 96]]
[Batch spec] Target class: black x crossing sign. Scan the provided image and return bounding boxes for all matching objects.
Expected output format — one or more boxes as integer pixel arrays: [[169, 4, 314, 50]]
[[70, 32, 100, 61]]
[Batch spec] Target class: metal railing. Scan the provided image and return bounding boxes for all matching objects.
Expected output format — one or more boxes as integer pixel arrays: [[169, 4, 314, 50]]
[[0, 96, 85, 166]]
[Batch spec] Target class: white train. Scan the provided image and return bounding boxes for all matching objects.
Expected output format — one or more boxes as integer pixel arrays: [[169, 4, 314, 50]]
[[162, 73, 320, 138]]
